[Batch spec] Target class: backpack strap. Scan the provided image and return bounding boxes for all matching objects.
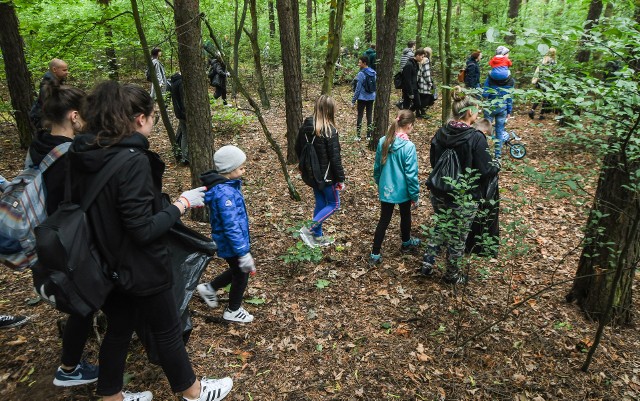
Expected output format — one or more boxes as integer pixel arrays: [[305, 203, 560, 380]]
[[79, 148, 139, 211], [38, 142, 72, 172]]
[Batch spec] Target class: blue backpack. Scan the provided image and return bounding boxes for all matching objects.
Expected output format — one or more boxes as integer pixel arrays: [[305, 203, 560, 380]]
[[363, 72, 376, 93], [0, 143, 70, 271]]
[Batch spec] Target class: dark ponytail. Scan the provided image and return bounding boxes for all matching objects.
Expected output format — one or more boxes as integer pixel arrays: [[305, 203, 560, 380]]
[[41, 81, 86, 128]]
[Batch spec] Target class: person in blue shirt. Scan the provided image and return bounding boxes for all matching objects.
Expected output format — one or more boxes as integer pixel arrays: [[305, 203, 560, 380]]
[[482, 72, 515, 159], [351, 56, 377, 141], [369, 110, 421, 265], [197, 145, 255, 324]]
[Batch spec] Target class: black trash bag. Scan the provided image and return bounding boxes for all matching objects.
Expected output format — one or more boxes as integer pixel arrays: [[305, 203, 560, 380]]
[[137, 222, 216, 365]]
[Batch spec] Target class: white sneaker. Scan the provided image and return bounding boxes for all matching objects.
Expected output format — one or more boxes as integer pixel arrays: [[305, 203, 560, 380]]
[[184, 377, 233, 401], [298, 227, 317, 248], [122, 390, 153, 401], [223, 307, 254, 323], [197, 283, 219, 308]]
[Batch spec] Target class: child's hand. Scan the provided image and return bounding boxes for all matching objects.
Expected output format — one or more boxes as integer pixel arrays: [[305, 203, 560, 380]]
[[335, 182, 346, 191], [411, 200, 419, 210]]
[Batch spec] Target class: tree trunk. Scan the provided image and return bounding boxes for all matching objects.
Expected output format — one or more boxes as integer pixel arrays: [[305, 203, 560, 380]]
[[364, 0, 373, 44], [244, 0, 270, 108], [276, 0, 304, 164], [321, 0, 346, 95], [174, 0, 215, 221], [104, 25, 119, 81], [368, 0, 401, 151], [576, 0, 604, 63], [567, 130, 640, 325], [480, 10, 489, 42], [268, 0, 276, 38], [130, 0, 177, 153], [0, 2, 34, 149], [232, 0, 249, 98], [306, 0, 313, 41], [436, 0, 452, 124], [504, 0, 521, 45], [414, 0, 426, 48]]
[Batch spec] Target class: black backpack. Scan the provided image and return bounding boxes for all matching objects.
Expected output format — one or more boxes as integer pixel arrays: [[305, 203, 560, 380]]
[[393, 71, 403, 89], [426, 148, 462, 193], [33, 149, 137, 317], [363, 72, 376, 93], [298, 131, 330, 190]]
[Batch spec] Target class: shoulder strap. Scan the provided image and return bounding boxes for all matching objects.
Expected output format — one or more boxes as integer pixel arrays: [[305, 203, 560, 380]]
[[38, 142, 71, 172], [77, 149, 139, 211]]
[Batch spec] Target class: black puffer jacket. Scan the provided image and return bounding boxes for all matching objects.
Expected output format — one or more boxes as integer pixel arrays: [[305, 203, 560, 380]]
[[295, 117, 345, 185], [464, 57, 481, 88], [429, 122, 499, 201], [401, 58, 420, 97], [28, 130, 72, 215], [68, 132, 181, 296]]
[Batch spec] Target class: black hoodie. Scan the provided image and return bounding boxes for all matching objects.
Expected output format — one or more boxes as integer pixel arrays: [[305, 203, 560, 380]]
[[68, 132, 181, 295], [295, 117, 345, 186], [199, 169, 228, 188], [429, 122, 499, 200], [28, 130, 72, 215]]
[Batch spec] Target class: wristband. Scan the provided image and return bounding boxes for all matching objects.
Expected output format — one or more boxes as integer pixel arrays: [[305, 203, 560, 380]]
[[176, 197, 189, 213]]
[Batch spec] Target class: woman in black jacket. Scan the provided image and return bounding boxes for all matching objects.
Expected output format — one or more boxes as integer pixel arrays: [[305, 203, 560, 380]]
[[295, 95, 345, 248], [207, 52, 230, 106], [422, 87, 500, 284], [69, 81, 233, 401], [464, 50, 482, 90]]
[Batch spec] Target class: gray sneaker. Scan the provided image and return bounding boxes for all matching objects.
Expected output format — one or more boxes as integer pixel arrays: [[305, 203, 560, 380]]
[[313, 235, 334, 247], [299, 227, 317, 248]]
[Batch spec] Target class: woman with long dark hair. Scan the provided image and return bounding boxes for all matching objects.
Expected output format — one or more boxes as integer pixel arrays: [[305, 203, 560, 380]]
[[69, 81, 233, 401]]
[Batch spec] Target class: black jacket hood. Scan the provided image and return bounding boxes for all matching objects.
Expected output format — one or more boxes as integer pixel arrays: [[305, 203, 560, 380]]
[[434, 122, 476, 148], [199, 169, 229, 188], [29, 130, 72, 165], [69, 132, 150, 173]]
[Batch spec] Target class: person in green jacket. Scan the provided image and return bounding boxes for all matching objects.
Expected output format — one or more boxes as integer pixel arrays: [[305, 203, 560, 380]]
[[369, 110, 421, 265]]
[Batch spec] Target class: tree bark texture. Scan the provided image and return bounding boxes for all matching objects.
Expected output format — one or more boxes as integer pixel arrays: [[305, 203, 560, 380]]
[[306, 0, 313, 40], [504, 0, 521, 45], [364, 0, 373, 44], [174, 0, 215, 217], [414, 0, 426, 48], [104, 26, 119, 81], [568, 134, 640, 325], [268, 0, 276, 38], [232, 0, 249, 98], [321, 0, 346, 95], [276, 0, 304, 163], [368, 0, 401, 151], [245, 0, 270, 108], [0, 2, 34, 149], [576, 0, 604, 63]]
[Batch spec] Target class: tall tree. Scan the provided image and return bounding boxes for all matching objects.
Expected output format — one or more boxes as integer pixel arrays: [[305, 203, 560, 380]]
[[321, 0, 346, 95], [576, 0, 604, 62], [276, 0, 304, 163], [268, 0, 276, 38], [306, 0, 313, 40], [435, 0, 453, 124], [232, 0, 249, 97], [174, 0, 215, 220], [414, 0, 426, 48], [0, 1, 34, 149], [244, 0, 270, 108], [364, 0, 373, 44], [368, 0, 401, 151], [504, 0, 521, 45]]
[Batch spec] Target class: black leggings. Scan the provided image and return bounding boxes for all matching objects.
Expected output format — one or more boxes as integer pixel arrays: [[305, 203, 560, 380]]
[[61, 314, 93, 367], [97, 289, 195, 396], [214, 85, 227, 104], [372, 200, 412, 255], [210, 256, 249, 311], [356, 100, 374, 137]]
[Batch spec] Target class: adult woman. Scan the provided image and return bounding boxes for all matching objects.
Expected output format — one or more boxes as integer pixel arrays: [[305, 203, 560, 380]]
[[422, 87, 500, 284], [29, 82, 99, 387], [69, 81, 233, 401], [464, 50, 482, 89], [207, 52, 230, 106], [417, 47, 435, 118], [528, 47, 557, 120], [295, 95, 345, 248]]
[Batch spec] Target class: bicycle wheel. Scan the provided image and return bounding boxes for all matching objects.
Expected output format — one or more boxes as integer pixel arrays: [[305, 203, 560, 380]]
[[510, 143, 527, 159]]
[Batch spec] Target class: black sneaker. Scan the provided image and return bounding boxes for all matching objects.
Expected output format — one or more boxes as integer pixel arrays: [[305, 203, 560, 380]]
[[443, 273, 468, 285], [528, 110, 535, 119], [420, 262, 435, 276], [0, 315, 29, 329]]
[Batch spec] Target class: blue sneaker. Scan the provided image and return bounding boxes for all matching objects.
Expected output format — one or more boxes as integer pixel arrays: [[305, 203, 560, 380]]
[[401, 237, 421, 253], [53, 360, 99, 387]]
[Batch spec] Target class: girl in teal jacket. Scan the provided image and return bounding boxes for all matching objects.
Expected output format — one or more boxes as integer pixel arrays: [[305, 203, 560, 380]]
[[369, 110, 421, 265]]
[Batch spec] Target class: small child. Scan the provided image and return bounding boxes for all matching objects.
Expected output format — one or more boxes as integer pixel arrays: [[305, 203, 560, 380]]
[[197, 145, 255, 324], [369, 110, 421, 265], [489, 46, 512, 80], [473, 118, 493, 136]]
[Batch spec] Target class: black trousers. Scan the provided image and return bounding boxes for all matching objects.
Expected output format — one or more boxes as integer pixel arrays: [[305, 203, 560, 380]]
[[356, 100, 374, 137], [61, 314, 93, 367], [402, 91, 421, 111], [97, 289, 195, 396], [214, 85, 227, 104], [210, 256, 250, 311], [372, 200, 412, 255]]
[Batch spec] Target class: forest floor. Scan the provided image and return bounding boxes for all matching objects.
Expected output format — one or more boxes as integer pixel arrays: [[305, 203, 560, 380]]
[[0, 82, 639, 401]]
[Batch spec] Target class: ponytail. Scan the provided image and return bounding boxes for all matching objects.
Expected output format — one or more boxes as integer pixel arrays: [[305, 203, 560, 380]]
[[41, 81, 86, 128], [381, 110, 415, 165]]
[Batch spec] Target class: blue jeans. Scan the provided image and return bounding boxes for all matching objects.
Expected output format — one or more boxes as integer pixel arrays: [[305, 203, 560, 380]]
[[311, 184, 340, 237], [484, 108, 508, 159]]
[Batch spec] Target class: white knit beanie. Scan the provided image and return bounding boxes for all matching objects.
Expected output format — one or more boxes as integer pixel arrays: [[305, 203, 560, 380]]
[[214, 145, 246, 174], [496, 46, 510, 56]]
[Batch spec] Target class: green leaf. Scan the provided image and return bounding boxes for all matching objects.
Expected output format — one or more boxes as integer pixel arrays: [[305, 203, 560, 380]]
[[245, 297, 266, 305], [315, 279, 330, 289]]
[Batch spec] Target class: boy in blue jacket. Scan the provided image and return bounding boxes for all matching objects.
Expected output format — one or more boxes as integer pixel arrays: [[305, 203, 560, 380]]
[[352, 56, 377, 141], [197, 145, 255, 323]]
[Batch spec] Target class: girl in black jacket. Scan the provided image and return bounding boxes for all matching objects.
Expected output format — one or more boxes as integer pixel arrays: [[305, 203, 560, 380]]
[[422, 87, 500, 284], [69, 81, 233, 401], [295, 95, 345, 247]]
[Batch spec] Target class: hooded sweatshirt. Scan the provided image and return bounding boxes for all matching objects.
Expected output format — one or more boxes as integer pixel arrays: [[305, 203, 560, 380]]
[[28, 130, 72, 215], [373, 135, 419, 204], [399, 47, 415, 70], [428, 122, 500, 201], [352, 67, 377, 103], [199, 170, 250, 259]]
